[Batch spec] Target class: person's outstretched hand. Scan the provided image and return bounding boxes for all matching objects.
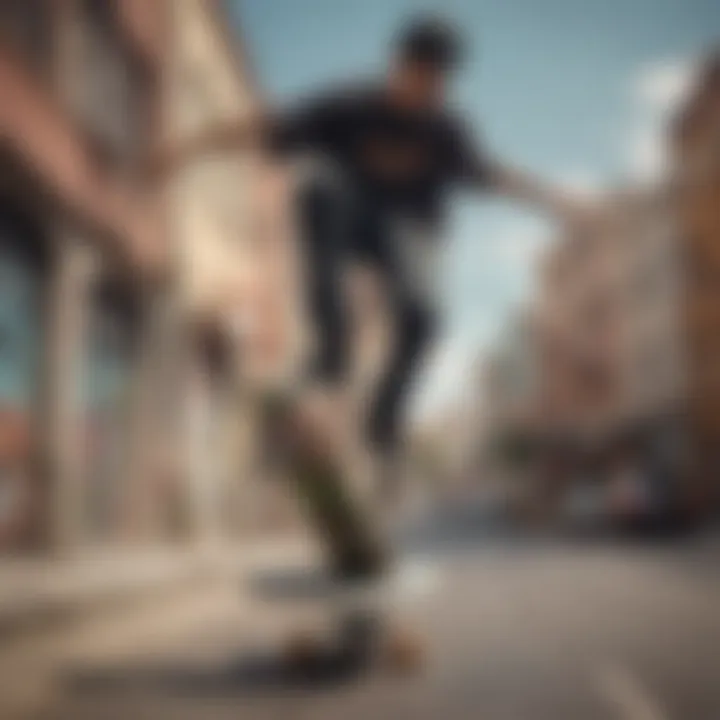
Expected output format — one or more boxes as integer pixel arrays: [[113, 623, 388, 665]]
[[554, 193, 603, 233]]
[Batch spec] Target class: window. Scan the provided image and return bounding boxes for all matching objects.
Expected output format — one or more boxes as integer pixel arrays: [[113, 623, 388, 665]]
[[0, 0, 53, 78], [0, 207, 47, 551], [0, 209, 45, 412], [73, 0, 153, 173], [83, 278, 141, 539]]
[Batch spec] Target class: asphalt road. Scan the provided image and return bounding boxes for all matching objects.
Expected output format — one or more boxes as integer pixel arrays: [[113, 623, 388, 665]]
[[4, 519, 720, 720]]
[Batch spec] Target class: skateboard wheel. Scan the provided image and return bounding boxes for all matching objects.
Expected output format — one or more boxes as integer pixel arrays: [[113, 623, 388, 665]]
[[383, 628, 425, 675], [283, 631, 325, 670]]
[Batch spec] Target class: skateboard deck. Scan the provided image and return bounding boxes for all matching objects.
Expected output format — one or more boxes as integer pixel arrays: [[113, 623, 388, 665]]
[[250, 561, 436, 608], [251, 563, 436, 676], [258, 391, 427, 675]]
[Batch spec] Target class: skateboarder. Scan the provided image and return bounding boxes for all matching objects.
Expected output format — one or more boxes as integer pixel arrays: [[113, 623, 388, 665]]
[[157, 15, 590, 575]]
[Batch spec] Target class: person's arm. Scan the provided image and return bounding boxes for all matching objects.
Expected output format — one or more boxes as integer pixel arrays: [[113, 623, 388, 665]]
[[449, 119, 591, 224], [484, 163, 588, 223]]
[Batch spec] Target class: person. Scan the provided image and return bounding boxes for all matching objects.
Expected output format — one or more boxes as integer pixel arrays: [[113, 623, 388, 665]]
[[156, 16, 591, 510]]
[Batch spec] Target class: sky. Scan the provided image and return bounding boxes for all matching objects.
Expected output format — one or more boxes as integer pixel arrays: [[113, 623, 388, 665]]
[[226, 0, 719, 420]]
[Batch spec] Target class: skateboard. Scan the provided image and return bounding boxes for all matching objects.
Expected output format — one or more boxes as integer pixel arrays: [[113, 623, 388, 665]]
[[250, 563, 432, 678], [258, 391, 428, 675]]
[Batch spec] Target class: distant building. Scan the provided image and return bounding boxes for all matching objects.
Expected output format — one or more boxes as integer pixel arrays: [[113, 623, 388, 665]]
[[536, 207, 625, 450], [482, 313, 541, 436], [471, 312, 542, 488], [535, 192, 686, 505], [669, 49, 720, 517], [532, 46, 720, 523]]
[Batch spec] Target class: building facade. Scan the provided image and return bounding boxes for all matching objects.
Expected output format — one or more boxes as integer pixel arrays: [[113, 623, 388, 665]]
[[670, 50, 720, 518], [162, 0, 301, 542], [533, 193, 687, 516], [529, 47, 719, 524], [0, 0, 169, 553]]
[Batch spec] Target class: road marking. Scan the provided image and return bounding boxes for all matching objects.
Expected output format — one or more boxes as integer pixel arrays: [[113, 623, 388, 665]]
[[595, 663, 670, 720]]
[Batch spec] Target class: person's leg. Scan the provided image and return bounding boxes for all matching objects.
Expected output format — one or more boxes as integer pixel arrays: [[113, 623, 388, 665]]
[[296, 163, 393, 452], [296, 161, 353, 386], [366, 297, 436, 476], [365, 220, 440, 500], [292, 163, 389, 578]]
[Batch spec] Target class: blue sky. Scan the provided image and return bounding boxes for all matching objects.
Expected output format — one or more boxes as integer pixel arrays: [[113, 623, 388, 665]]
[[227, 0, 719, 418]]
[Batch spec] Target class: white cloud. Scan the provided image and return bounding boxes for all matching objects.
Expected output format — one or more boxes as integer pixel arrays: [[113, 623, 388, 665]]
[[635, 59, 696, 110], [483, 218, 548, 272], [625, 57, 699, 183], [412, 57, 702, 426], [554, 168, 604, 198]]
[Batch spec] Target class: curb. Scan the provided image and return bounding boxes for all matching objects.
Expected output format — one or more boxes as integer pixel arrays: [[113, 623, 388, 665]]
[[0, 540, 308, 643]]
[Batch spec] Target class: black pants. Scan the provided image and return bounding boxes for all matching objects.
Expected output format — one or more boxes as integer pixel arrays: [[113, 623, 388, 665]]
[[297, 161, 437, 457]]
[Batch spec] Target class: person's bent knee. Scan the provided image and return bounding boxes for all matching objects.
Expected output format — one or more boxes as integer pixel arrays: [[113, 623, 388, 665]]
[[397, 301, 437, 355], [295, 157, 349, 211]]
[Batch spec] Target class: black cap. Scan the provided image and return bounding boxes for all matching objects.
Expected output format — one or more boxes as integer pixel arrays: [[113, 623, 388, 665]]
[[396, 15, 466, 71]]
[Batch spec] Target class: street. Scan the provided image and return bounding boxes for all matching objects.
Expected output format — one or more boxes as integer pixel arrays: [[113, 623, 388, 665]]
[[1, 2, 719, 719], [3, 514, 720, 720]]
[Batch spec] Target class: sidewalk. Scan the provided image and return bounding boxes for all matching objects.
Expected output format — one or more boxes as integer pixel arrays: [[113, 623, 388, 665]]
[[0, 537, 310, 641]]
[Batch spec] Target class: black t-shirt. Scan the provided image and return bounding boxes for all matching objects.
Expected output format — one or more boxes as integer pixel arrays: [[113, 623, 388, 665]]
[[270, 84, 494, 223]]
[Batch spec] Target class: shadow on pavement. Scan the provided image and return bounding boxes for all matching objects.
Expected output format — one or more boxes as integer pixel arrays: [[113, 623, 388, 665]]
[[65, 646, 375, 702], [248, 566, 380, 602]]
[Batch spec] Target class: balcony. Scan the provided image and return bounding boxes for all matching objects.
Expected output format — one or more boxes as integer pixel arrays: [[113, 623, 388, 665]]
[[70, 0, 154, 176], [0, 0, 54, 81]]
